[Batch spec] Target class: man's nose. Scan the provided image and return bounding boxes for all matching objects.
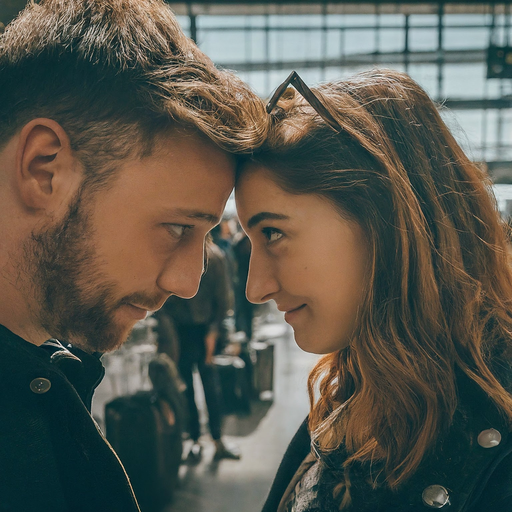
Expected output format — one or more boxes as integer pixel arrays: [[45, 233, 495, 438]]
[[157, 242, 205, 299], [245, 252, 279, 304]]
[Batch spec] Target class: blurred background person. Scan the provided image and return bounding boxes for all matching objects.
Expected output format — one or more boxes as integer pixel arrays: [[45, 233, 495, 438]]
[[161, 243, 240, 462], [233, 231, 256, 342]]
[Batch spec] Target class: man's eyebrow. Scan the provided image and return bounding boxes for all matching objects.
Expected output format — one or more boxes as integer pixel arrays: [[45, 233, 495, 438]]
[[173, 208, 220, 225], [247, 212, 290, 229]]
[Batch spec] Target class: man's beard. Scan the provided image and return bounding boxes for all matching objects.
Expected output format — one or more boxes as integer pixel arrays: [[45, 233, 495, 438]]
[[23, 189, 159, 353]]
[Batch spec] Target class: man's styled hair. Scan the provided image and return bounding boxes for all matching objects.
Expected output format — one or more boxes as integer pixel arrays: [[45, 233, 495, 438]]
[[0, 0, 266, 185]]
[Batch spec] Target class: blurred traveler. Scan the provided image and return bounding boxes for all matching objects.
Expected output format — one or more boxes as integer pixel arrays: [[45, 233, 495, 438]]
[[211, 218, 236, 262], [211, 219, 237, 307], [0, 0, 264, 510], [163, 244, 241, 461], [233, 232, 256, 341]]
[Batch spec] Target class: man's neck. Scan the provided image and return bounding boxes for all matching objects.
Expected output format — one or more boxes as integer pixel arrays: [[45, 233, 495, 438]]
[[0, 266, 48, 346]]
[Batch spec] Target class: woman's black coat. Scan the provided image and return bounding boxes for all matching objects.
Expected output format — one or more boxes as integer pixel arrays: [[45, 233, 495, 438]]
[[262, 367, 512, 512]]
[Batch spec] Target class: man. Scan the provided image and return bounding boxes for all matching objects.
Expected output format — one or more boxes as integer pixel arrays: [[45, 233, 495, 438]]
[[0, 1, 265, 510]]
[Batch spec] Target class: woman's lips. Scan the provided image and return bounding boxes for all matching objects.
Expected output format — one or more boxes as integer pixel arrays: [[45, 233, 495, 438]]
[[284, 304, 307, 324]]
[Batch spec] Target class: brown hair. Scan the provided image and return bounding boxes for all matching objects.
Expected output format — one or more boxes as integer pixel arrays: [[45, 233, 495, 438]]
[[0, 0, 266, 187], [248, 69, 512, 505]]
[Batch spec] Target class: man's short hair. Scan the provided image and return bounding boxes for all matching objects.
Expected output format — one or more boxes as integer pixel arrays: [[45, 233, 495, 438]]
[[0, 0, 266, 186]]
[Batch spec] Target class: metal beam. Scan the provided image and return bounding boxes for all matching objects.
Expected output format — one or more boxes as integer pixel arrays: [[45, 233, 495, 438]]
[[2, 1, 510, 23], [487, 160, 512, 171], [167, 3, 512, 17], [443, 98, 512, 109], [216, 48, 487, 71]]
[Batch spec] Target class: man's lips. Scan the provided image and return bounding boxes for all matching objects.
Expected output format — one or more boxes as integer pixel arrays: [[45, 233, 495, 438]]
[[122, 299, 166, 312], [130, 304, 149, 311], [124, 304, 149, 320]]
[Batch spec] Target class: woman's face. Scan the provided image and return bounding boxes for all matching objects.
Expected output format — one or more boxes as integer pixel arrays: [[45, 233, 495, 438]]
[[236, 166, 369, 354]]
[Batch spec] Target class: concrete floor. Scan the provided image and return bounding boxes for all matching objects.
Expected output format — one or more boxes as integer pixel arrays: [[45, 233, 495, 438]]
[[165, 322, 319, 512]]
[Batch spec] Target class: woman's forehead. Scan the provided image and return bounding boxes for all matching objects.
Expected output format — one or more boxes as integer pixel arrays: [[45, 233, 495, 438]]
[[235, 168, 285, 215], [235, 169, 339, 227]]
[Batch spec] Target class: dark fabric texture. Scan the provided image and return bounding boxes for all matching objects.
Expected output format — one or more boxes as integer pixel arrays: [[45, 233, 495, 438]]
[[262, 362, 512, 512], [0, 325, 140, 512]]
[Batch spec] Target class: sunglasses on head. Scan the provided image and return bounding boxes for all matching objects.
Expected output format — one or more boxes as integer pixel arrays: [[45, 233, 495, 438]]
[[266, 71, 341, 132]]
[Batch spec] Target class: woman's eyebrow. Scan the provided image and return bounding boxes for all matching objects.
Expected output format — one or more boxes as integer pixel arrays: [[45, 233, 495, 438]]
[[247, 212, 290, 229]]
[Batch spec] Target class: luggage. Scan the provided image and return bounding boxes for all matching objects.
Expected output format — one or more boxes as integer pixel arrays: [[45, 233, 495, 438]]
[[251, 341, 275, 401], [105, 391, 182, 512], [148, 353, 188, 433], [213, 354, 251, 415]]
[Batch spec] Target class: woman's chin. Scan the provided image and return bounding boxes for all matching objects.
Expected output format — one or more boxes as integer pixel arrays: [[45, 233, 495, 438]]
[[293, 332, 339, 355]]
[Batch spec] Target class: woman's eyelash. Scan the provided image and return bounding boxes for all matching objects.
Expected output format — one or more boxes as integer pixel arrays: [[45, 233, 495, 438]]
[[261, 227, 284, 244]]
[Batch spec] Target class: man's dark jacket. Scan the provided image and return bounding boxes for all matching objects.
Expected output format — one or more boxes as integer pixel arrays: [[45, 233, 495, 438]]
[[263, 366, 512, 512], [0, 325, 140, 512]]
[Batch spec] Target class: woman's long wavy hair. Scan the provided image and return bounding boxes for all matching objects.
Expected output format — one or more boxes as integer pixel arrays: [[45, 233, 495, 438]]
[[248, 69, 512, 506]]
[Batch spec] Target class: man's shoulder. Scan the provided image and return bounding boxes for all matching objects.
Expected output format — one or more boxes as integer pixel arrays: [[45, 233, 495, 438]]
[[0, 331, 68, 510], [0, 326, 138, 511], [0, 327, 66, 440]]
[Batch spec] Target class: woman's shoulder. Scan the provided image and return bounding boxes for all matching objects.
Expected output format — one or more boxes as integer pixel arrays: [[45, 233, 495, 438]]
[[374, 363, 512, 511], [264, 352, 512, 512], [467, 446, 512, 511]]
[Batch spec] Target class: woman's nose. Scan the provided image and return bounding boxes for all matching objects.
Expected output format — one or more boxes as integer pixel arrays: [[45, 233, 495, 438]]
[[245, 252, 279, 304]]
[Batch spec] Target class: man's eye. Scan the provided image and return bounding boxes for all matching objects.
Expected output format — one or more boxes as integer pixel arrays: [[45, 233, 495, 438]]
[[262, 227, 283, 244], [165, 224, 191, 238]]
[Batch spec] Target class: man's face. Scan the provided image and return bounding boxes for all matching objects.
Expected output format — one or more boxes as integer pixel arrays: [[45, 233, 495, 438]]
[[24, 131, 234, 353]]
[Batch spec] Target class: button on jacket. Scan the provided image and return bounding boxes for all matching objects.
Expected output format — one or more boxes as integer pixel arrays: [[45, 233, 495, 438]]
[[263, 363, 512, 512], [0, 325, 140, 512]]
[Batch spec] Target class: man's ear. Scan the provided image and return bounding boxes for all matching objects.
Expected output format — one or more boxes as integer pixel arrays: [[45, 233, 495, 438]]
[[16, 119, 78, 210]]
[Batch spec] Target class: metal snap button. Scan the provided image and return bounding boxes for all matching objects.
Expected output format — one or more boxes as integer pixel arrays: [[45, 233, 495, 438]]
[[478, 428, 502, 448], [422, 485, 450, 508], [30, 377, 52, 394]]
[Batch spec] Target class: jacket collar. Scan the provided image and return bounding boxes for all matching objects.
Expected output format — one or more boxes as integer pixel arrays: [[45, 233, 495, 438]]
[[40, 338, 105, 412], [0, 325, 105, 412]]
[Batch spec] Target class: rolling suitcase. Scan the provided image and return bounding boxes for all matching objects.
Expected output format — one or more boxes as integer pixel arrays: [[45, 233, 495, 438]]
[[251, 341, 275, 401], [213, 354, 251, 415], [105, 391, 182, 512]]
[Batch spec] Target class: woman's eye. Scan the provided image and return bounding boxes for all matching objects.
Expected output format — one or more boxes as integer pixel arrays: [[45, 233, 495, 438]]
[[262, 227, 284, 244], [165, 224, 191, 238]]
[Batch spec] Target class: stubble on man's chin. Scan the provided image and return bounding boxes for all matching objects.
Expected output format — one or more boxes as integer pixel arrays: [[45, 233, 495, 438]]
[[67, 317, 132, 354], [20, 192, 130, 354]]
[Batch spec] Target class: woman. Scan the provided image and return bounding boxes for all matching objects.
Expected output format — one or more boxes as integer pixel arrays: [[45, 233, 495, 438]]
[[235, 69, 512, 511]]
